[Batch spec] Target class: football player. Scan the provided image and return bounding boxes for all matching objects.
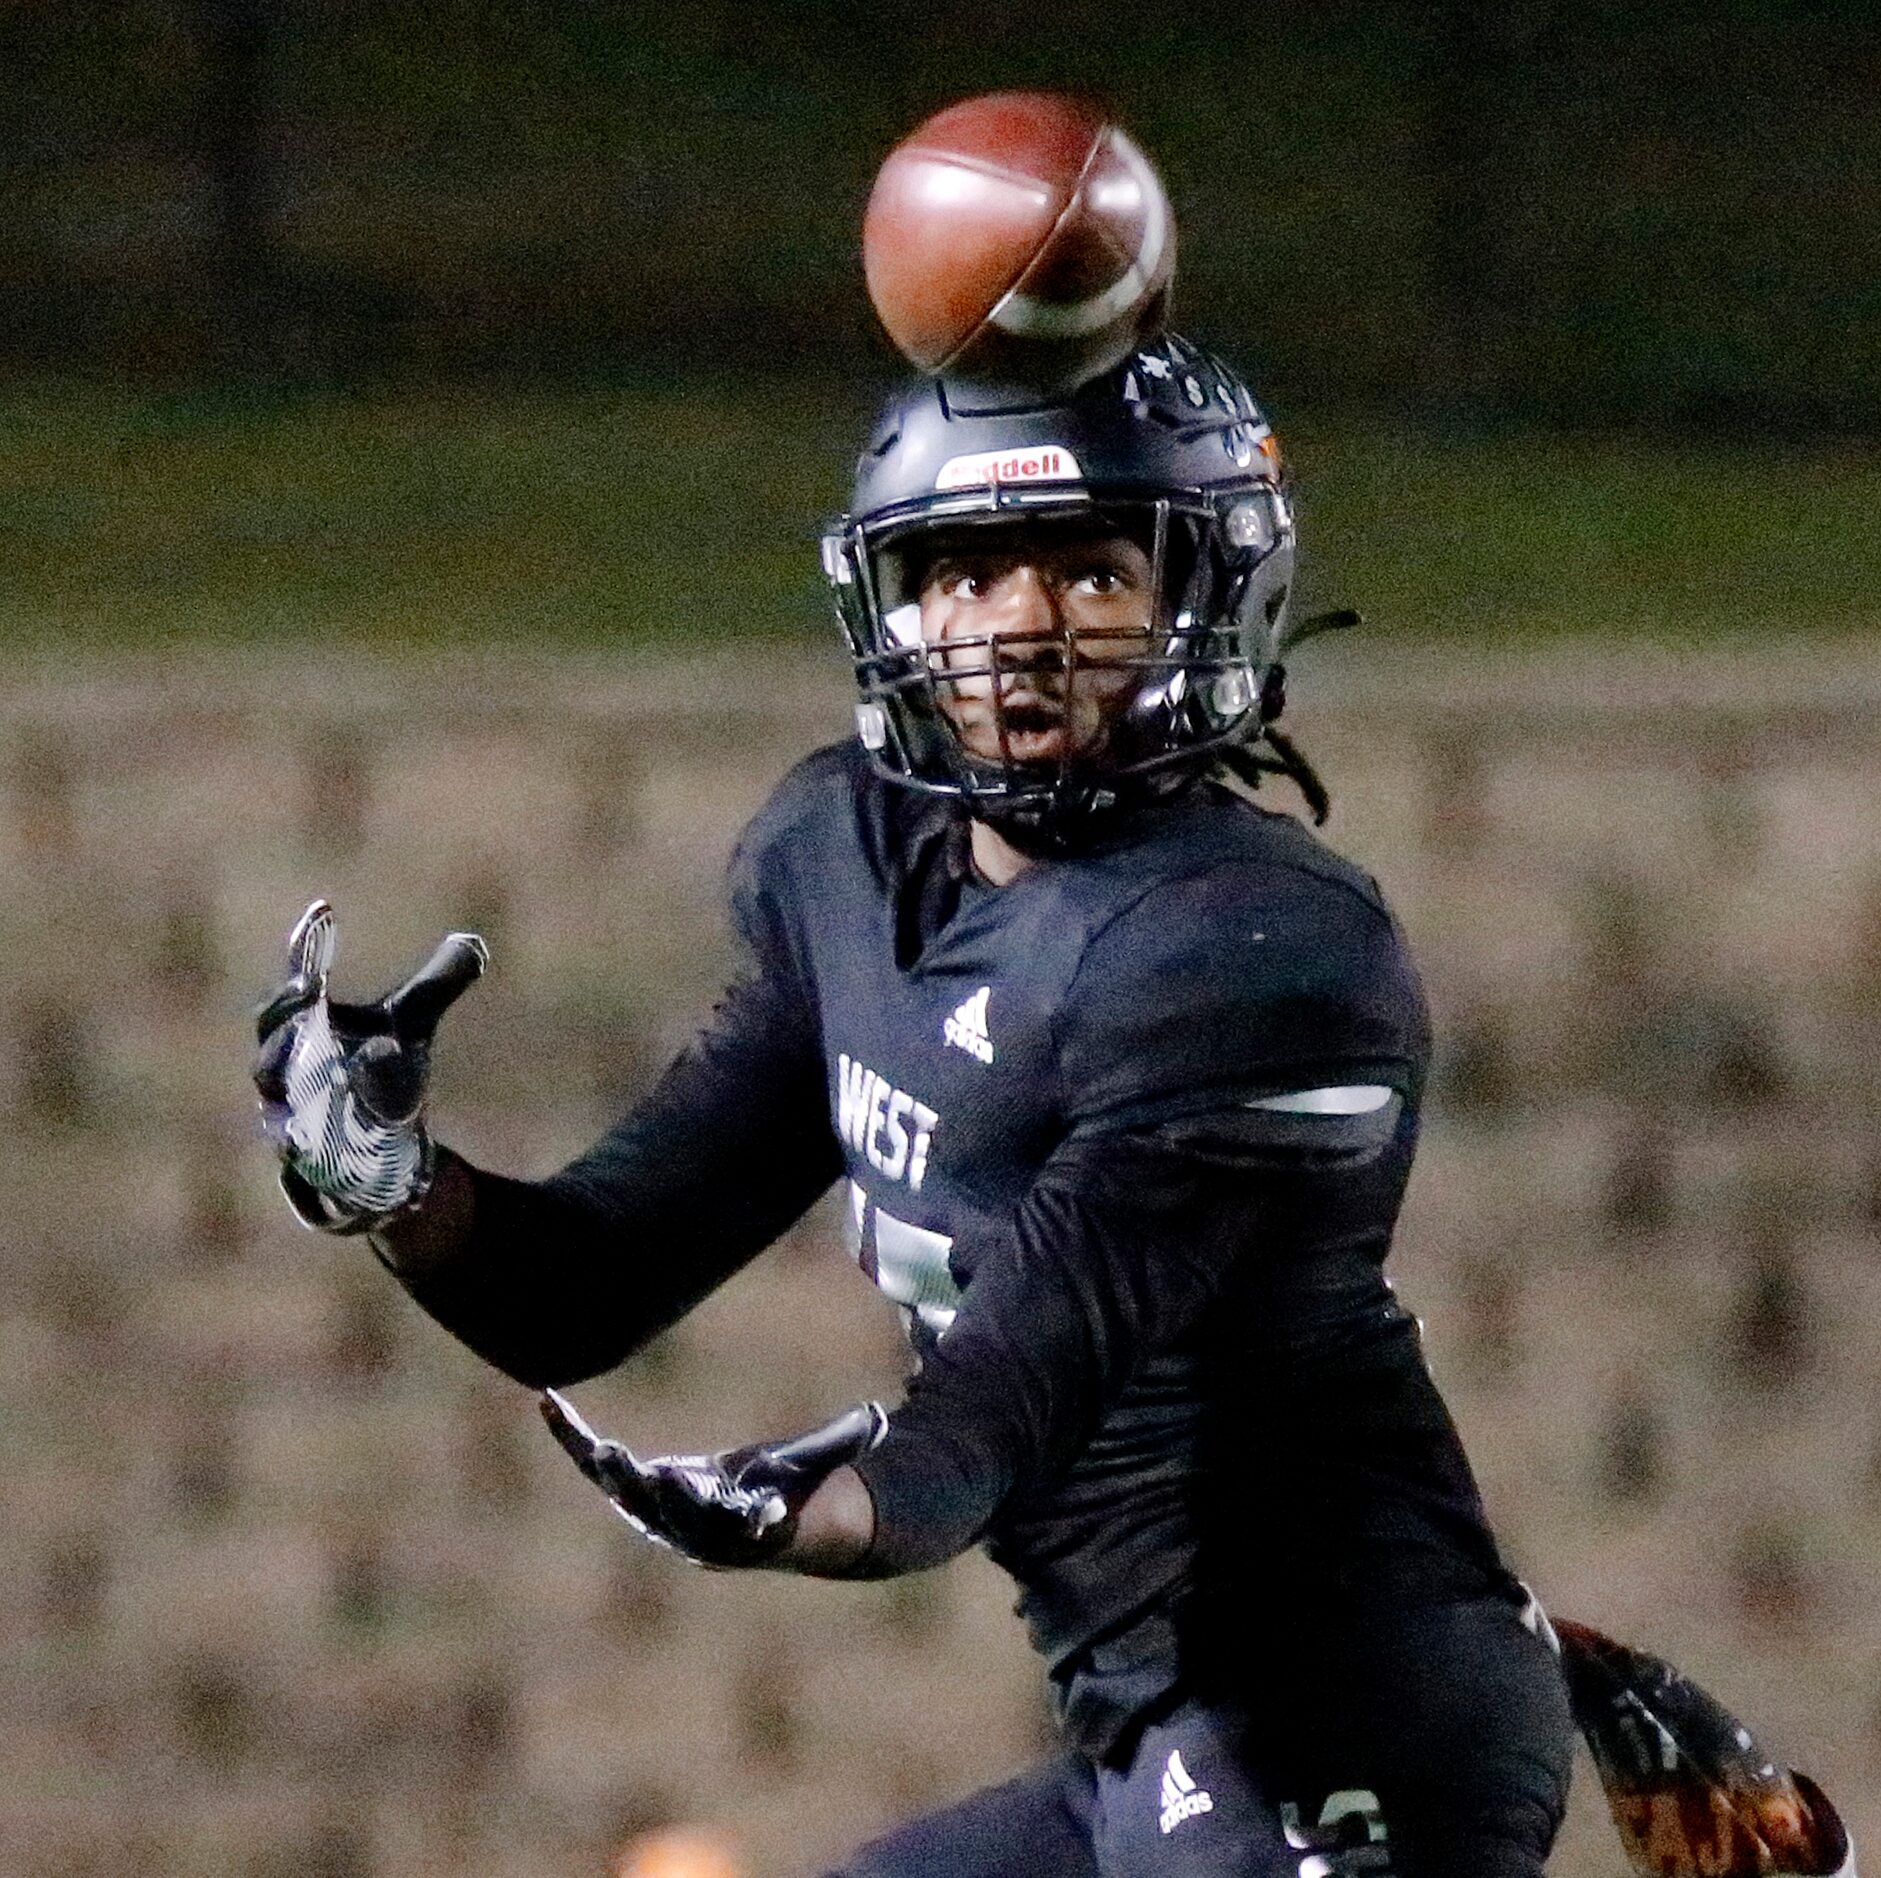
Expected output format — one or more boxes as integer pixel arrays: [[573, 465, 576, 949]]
[[253, 338, 1847, 1878]]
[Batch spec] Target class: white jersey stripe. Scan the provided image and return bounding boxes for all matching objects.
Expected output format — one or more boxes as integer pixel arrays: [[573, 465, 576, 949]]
[[1246, 1084, 1395, 1115]]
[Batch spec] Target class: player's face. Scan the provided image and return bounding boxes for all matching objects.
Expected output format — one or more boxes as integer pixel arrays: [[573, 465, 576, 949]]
[[913, 521, 1158, 767]]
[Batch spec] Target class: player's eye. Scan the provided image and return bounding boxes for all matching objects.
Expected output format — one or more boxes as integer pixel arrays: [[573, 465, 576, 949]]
[[1071, 562, 1135, 597], [935, 566, 994, 600]]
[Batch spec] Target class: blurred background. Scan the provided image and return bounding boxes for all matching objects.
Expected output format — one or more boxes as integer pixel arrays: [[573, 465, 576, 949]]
[[2, 3, 1878, 1874]]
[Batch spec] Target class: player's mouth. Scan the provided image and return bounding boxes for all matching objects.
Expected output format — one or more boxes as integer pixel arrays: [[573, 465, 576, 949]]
[[944, 692, 1087, 765], [937, 657, 1139, 767], [996, 698, 1072, 763]]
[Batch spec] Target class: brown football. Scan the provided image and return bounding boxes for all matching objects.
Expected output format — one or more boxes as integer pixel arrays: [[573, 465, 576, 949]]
[[862, 91, 1175, 389]]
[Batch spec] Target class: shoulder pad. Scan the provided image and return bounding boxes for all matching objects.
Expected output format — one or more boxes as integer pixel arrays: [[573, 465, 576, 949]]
[[1057, 859, 1428, 1129]]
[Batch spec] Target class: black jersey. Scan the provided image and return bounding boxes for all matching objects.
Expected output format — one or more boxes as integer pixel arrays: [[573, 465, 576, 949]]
[[387, 742, 1513, 1707]]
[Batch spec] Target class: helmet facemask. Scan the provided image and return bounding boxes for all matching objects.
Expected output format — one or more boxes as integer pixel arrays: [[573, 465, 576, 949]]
[[823, 480, 1294, 842]]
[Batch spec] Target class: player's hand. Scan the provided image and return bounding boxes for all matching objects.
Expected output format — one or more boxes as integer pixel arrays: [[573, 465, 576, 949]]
[[540, 1389, 887, 1569], [253, 899, 488, 1234]]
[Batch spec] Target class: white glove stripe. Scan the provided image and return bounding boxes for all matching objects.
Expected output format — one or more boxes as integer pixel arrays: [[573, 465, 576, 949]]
[[278, 996, 425, 1219]]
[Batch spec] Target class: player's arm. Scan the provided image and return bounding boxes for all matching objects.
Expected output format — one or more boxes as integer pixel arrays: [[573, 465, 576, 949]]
[[841, 1106, 1407, 1576], [542, 1096, 1406, 1578], [527, 1126, 1255, 1574], [835, 861, 1424, 1576], [254, 806, 843, 1389], [374, 957, 841, 1387]]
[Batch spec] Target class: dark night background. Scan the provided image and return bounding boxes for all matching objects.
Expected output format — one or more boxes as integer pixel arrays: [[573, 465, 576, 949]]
[[4, 0, 1876, 660], [6, 1, 1877, 426]]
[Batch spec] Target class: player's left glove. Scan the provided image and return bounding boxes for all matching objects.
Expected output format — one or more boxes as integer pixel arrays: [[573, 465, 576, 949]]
[[540, 1388, 887, 1569], [253, 899, 488, 1234]]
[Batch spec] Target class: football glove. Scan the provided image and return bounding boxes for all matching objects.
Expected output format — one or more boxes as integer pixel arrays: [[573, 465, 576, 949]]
[[540, 1388, 888, 1569], [253, 899, 488, 1234], [1556, 1618, 1855, 1878]]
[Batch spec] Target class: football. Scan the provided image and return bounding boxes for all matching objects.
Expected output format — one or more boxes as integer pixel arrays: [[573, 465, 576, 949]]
[[863, 91, 1176, 390]]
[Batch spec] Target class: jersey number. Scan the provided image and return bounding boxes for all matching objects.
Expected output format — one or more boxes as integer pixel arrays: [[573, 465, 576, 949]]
[[845, 1181, 960, 1336], [1281, 1790, 1391, 1878]]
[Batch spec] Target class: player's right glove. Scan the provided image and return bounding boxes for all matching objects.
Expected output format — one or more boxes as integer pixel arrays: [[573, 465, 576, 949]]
[[540, 1388, 888, 1569], [252, 899, 488, 1234]]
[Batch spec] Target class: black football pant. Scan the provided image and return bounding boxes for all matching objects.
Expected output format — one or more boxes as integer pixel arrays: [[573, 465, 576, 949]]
[[825, 1596, 1572, 1878]]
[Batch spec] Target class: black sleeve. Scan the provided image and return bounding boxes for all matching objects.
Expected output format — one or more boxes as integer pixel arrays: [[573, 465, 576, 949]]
[[846, 861, 1424, 1576], [1055, 857, 1427, 1128], [847, 1129, 1233, 1574], [850, 1098, 1408, 1575], [383, 820, 843, 1389]]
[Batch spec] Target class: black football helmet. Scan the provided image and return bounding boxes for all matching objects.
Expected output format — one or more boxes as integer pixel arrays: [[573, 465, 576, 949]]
[[822, 333, 1336, 843]]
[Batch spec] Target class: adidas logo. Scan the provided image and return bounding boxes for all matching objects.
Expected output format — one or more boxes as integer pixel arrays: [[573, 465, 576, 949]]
[[1158, 1749, 1213, 1835], [942, 986, 994, 1064]]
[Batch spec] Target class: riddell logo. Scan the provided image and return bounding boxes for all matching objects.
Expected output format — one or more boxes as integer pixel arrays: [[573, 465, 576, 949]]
[[934, 444, 1085, 492]]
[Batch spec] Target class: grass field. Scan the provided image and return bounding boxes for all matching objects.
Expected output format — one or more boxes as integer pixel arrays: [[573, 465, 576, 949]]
[[1, 379, 1873, 654]]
